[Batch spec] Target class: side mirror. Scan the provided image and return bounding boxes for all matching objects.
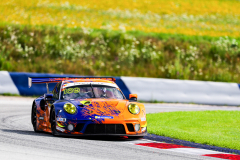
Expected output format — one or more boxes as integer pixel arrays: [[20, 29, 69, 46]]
[[129, 94, 138, 101], [44, 93, 54, 102]]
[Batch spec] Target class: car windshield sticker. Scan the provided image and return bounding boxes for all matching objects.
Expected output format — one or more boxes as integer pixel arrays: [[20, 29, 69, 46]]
[[74, 88, 80, 93], [63, 87, 80, 93], [62, 82, 118, 88], [66, 88, 73, 94]]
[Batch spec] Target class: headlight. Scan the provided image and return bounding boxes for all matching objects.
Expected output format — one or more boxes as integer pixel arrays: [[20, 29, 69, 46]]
[[128, 103, 140, 115], [63, 103, 77, 114]]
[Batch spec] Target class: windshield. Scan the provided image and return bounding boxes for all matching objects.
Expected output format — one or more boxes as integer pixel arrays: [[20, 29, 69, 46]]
[[61, 85, 125, 100]]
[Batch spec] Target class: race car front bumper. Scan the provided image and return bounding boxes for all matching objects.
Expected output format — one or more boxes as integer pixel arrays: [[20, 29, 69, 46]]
[[55, 119, 147, 136]]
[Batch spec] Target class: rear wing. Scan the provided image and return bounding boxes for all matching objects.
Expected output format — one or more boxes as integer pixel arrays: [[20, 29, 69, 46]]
[[28, 77, 116, 93]]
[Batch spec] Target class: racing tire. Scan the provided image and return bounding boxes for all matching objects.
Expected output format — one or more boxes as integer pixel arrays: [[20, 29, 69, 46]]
[[50, 108, 58, 136], [31, 103, 40, 132]]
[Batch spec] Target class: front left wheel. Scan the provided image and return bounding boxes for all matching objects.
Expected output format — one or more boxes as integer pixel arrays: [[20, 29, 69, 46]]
[[50, 108, 58, 136]]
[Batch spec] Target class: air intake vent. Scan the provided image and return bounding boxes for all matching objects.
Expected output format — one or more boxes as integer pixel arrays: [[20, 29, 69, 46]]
[[75, 123, 85, 132], [127, 123, 135, 132], [85, 124, 126, 134]]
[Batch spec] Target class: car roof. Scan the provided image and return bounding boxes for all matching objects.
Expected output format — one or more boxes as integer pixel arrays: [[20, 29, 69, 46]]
[[61, 79, 119, 89], [62, 79, 115, 84]]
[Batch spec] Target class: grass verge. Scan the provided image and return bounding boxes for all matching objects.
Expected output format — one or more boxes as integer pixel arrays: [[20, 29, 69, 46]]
[[147, 111, 240, 150]]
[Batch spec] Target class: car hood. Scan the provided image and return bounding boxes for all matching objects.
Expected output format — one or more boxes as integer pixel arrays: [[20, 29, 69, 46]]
[[68, 98, 128, 120]]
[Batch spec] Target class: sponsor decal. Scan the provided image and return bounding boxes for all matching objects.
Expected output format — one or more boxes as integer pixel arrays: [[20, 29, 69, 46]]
[[95, 116, 114, 119], [57, 117, 66, 122], [114, 110, 120, 114], [141, 117, 146, 121], [57, 122, 65, 128], [63, 87, 80, 94], [56, 126, 65, 132]]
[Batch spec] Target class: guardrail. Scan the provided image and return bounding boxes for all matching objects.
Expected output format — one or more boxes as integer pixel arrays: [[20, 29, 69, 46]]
[[1, 71, 240, 105], [122, 76, 240, 106], [0, 71, 130, 98]]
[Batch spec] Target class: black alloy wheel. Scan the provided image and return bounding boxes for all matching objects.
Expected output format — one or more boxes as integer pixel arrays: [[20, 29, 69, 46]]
[[31, 104, 39, 132], [50, 108, 57, 136]]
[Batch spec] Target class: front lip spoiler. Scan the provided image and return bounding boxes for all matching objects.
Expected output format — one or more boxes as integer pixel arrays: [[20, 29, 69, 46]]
[[54, 131, 147, 137]]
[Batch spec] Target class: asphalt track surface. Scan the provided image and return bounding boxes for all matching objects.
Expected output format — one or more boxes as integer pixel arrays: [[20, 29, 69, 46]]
[[1, 96, 240, 160]]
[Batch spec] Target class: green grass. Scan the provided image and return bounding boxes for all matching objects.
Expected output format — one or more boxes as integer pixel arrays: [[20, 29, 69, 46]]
[[0, 93, 20, 96], [147, 111, 240, 150], [0, 93, 38, 98]]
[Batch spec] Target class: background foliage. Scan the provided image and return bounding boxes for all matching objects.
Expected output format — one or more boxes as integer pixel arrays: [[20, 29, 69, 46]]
[[1, 0, 240, 82]]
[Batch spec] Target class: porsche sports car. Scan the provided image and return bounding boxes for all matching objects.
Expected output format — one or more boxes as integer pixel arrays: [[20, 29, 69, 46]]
[[29, 77, 147, 137]]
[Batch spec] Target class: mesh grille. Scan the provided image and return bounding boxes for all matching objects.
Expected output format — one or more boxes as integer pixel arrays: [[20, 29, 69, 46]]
[[85, 124, 126, 134]]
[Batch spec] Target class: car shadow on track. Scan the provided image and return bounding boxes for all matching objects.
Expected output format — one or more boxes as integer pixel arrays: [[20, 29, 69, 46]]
[[66, 135, 143, 142], [1, 129, 143, 142]]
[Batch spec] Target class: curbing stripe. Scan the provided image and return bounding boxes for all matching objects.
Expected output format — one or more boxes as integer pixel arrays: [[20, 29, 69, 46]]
[[167, 148, 225, 156], [145, 133, 240, 155], [134, 140, 240, 160], [136, 142, 192, 149], [203, 154, 240, 159]]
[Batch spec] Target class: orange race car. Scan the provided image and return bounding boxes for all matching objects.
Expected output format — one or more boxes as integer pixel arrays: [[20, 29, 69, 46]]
[[29, 77, 147, 138]]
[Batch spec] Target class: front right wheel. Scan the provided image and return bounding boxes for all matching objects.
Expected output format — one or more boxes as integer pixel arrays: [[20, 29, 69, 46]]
[[31, 103, 40, 132]]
